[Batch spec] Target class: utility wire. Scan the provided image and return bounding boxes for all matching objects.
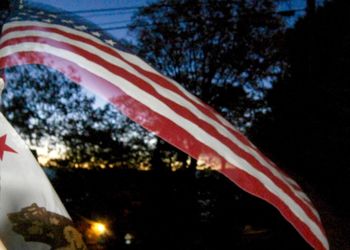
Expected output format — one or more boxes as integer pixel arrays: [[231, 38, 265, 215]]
[[64, 6, 143, 14], [51, 6, 142, 16], [89, 8, 306, 32], [277, 8, 306, 16], [45, 3, 306, 19], [52, 0, 280, 15], [82, 11, 135, 18], [90, 25, 129, 31], [46, 1, 287, 15], [97, 20, 131, 26]]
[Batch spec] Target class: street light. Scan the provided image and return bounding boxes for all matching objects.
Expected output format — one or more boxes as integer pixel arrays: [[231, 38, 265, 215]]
[[91, 222, 107, 236]]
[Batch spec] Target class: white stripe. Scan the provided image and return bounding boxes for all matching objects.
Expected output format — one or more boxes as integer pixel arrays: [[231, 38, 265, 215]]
[[0, 27, 320, 219], [3, 21, 207, 108], [2, 22, 251, 146], [0, 43, 328, 249]]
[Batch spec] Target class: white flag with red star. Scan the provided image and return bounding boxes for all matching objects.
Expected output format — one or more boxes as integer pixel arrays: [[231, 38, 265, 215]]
[[0, 112, 86, 249]]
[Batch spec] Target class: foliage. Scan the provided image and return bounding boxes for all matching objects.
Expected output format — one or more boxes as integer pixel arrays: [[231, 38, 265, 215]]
[[253, 0, 350, 213], [130, 0, 286, 130], [1, 65, 95, 145], [1, 65, 151, 169], [236, 2, 350, 247], [51, 167, 311, 250], [1, 0, 288, 170]]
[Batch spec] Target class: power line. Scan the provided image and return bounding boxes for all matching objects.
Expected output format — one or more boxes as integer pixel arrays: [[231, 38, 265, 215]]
[[82, 11, 135, 18], [98, 20, 130, 26], [44, 1, 277, 16], [44, 2, 306, 20], [277, 8, 306, 16], [91, 25, 129, 31], [104, 26, 129, 31], [91, 8, 306, 31], [61, 6, 143, 15]]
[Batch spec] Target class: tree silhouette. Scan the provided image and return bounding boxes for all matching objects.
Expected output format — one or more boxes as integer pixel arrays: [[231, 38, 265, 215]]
[[1, 65, 151, 169], [130, 0, 286, 131], [259, 0, 350, 207], [1, 0, 287, 171], [252, 1, 350, 248]]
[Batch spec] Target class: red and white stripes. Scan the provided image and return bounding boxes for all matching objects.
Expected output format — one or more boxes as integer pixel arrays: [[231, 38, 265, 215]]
[[0, 21, 328, 249]]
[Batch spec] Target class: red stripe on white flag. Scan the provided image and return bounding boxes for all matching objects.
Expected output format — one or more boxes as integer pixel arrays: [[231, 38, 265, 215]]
[[0, 21, 329, 250]]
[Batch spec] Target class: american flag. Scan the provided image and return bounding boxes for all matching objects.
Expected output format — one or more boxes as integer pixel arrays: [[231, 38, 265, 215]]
[[0, 2, 328, 249]]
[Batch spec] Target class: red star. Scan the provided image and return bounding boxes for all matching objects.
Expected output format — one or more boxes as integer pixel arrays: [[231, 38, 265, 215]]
[[0, 134, 17, 161]]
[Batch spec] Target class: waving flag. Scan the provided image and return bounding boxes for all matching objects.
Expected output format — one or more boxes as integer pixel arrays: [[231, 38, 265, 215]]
[[0, 2, 328, 249], [0, 110, 87, 249]]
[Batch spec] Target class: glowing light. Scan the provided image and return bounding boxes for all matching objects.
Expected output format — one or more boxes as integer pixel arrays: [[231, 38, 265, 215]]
[[124, 233, 134, 245], [91, 222, 107, 235]]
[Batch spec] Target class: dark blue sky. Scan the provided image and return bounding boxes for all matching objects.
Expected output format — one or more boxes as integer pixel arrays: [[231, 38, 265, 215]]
[[25, 0, 319, 108], [29, 0, 154, 39], [29, 0, 313, 40]]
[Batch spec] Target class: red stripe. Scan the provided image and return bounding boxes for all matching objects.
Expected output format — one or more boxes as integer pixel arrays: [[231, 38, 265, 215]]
[[6, 24, 315, 200], [3, 25, 299, 200], [2, 24, 259, 153], [220, 166, 326, 250], [0, 51, 326, 249], [0, 36, 323, 228]]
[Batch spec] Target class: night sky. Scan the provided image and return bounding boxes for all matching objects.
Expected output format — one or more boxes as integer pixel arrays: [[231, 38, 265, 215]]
[[30, 0, 155, 39], [29, 0, 311, 39]]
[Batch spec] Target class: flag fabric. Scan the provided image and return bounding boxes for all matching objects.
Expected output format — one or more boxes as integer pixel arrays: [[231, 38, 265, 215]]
[[0, 3, 329, 250], [0, 112, 87, 249], [0, 239, 6, 250]]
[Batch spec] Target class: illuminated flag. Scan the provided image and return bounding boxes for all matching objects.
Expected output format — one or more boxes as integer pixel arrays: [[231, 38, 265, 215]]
[[0, 3, 329, 250], [0, 111, 86, 249]]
